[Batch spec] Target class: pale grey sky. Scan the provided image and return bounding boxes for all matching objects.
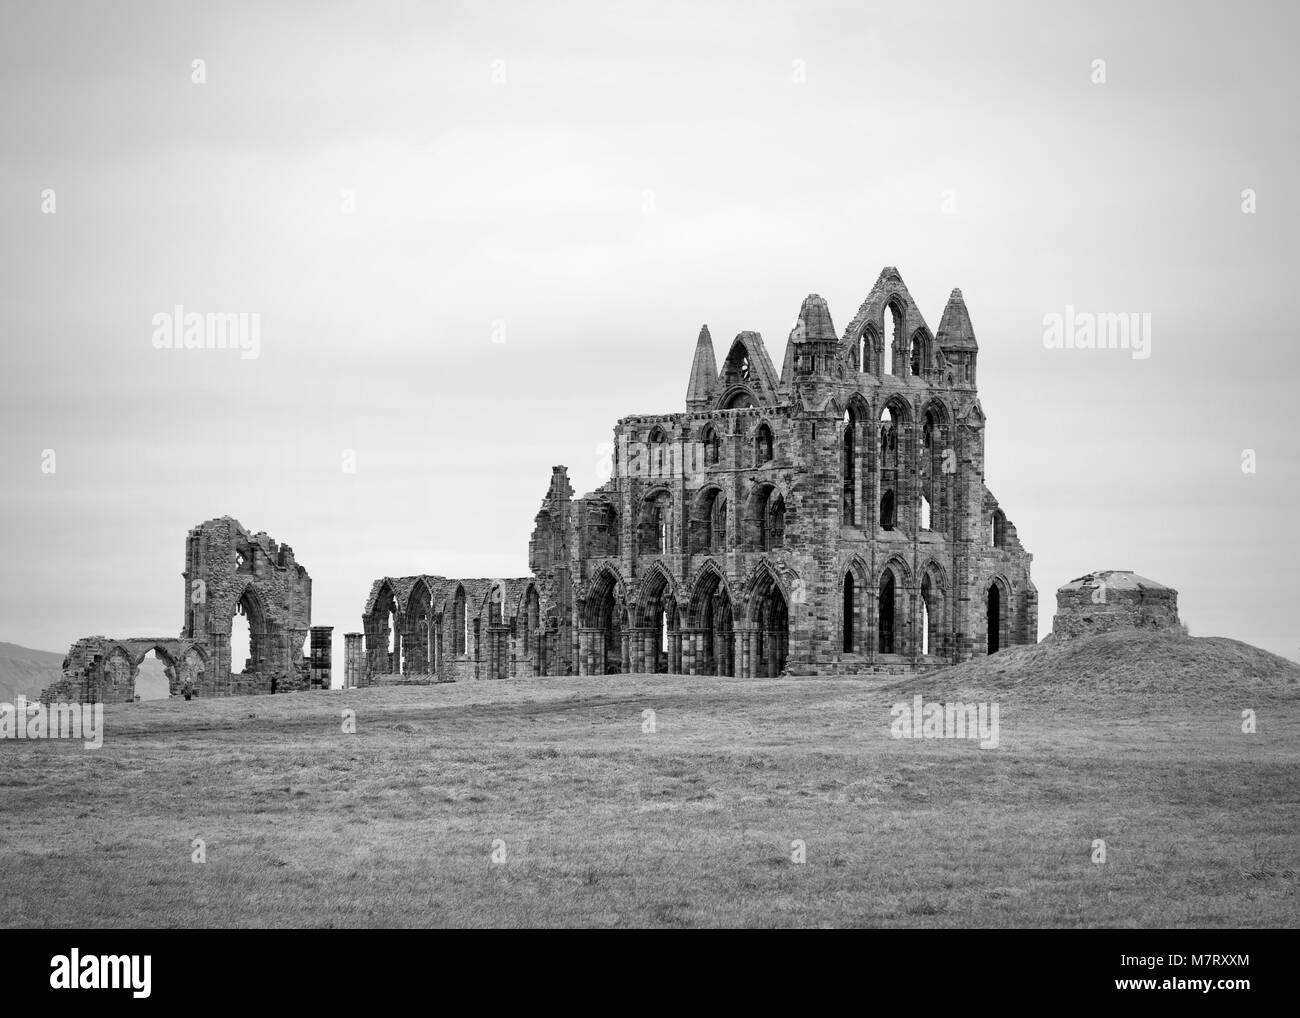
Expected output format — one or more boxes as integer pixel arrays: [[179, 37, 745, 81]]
[[2, 0, 1297, 665]]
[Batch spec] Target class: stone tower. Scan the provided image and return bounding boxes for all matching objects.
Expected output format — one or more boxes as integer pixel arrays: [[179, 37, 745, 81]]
[[523, 266, 1037, 676]]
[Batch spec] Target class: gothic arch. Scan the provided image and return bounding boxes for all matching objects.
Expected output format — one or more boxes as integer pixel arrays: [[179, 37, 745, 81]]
[[742, 479, 789, 550], [700, 422, 722, 466], [449, 583, 469, 656], [909, 326, 932, 377], [920, 396, 952, 433], [750, 418, 776, 466], [635, 560, 680, 627], [219, 580, 275, 687], [689, 484, 728, 554], [718, 384, 759, 410], [740, 558, 793, 624], [881, 295, 906, 376], [582, 565, 629, 628], [403, 577, 434, 675], [741, 558, 791, 676], [637, 486, 674, 555], [919, 559, 948, 658], [984, 574, 1012, 655], [686, 558, 734, 628], [582, 565, 629, 674], [839, 554, 870, 655], [874, 554, 914, 589], [879, 393, 913, 425]]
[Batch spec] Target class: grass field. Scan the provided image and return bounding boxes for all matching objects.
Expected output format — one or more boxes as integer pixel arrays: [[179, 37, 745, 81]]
[[2, 631, 1297, 928]]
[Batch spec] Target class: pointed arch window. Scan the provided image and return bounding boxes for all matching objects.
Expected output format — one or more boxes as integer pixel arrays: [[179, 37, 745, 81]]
[[452, 587, 467, 656], [755, 422, 774, 465], [880, 489, 896, 531], [702, 425, 721, 466]]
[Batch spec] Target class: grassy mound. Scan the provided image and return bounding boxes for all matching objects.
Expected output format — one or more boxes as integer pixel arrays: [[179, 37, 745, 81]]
[[888, 629, 1300, 704]]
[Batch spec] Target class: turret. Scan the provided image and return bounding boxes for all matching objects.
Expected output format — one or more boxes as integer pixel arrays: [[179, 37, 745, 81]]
[[790, 293, 839, 382], [935, 288, 978, 387], [685, 325, 719, 411]]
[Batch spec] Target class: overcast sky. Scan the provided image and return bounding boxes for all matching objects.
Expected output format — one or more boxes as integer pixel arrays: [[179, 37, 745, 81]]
[[1, 0, 1296, 667]]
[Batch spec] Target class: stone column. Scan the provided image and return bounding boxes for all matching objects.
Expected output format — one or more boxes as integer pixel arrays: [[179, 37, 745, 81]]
[[631, 628, 647, 673], [343, 632, 363, 689], [309, 626, 333, 689]]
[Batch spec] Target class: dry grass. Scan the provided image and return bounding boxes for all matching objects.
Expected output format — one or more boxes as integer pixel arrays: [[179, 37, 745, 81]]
[[2, 641, 1297, 928]]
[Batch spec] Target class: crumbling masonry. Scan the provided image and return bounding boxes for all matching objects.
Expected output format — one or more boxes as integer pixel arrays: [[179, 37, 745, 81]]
[[1053, 571, 1181, 639], [360, 267, 1036, 682], [42, 517, 317, 703]]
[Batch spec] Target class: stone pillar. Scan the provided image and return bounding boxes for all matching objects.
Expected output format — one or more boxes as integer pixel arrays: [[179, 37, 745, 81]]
[[309, 626, 333, 689], [629, 629, 645, 673], [343, 632, 364, 689]]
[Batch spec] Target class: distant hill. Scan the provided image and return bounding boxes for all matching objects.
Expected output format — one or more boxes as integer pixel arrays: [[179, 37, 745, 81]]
[[0, 641, 65, 703], [0, 641, 171, 702], [884, 629, 1300, 704]]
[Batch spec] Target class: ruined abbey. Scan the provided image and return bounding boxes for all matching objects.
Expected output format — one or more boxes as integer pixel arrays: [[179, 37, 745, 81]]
[[43, 517, 329, 703], [353, 267, 1036, 685], [47, 267, 1037, 701]]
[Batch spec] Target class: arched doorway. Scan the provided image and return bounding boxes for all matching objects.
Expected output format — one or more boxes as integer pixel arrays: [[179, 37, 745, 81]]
[[586, 570, 625, 674], [749, 569, 789, 677], [135, 649, 171, 701], [691, 565, 734, 677], [230, 603, 252, 678], [226, 585, 269, 691], [639, 568, 677, 674], [987, 581, 1002, 654], [878, 571, 896, 654], [842, 572, 855, 653]]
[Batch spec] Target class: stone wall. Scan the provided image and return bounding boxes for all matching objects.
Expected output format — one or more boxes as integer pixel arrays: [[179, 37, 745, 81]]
[[1053, 571, 1181, 639], [343, 632, 364, 688], [309, 626, 333, 689], [529, 267, 1037, 677], [352, 267, 1037, 682], [356, 575, 544, 684], [41, 636, 205, 705], [44, 517, 316, 703]]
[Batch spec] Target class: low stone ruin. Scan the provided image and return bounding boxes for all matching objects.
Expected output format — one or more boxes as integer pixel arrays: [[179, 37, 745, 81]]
[[41, 517, 321, 704], [1052, 570, 1182, 639]]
